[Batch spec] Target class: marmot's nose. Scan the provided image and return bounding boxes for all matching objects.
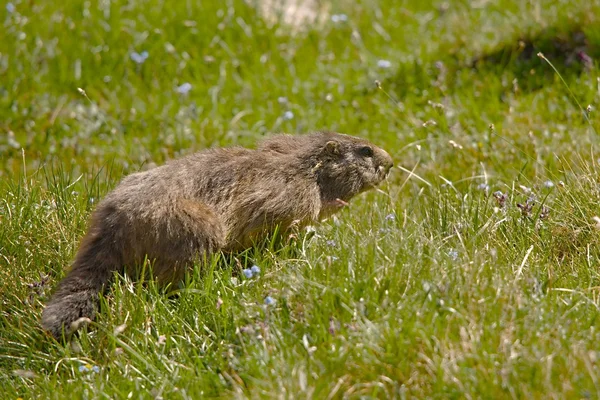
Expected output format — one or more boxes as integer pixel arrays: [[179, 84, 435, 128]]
[[380, 149, 394, 173]]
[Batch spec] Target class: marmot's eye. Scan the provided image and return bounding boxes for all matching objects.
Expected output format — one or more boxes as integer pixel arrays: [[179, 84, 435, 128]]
[[358, 146, 373, 157]]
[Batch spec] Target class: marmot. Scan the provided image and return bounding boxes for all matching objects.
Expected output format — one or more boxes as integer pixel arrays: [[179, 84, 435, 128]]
[[41, 131, 393, 339]]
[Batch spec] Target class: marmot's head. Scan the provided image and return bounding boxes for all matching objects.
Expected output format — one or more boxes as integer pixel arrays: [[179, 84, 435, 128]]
[[311, 132, 393, 202]]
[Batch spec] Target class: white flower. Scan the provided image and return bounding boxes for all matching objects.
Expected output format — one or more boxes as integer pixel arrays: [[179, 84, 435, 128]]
[[283, 111, 294, 120]]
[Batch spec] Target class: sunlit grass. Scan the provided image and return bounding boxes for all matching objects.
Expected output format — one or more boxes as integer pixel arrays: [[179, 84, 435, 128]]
[[2, 0, 600, 397]]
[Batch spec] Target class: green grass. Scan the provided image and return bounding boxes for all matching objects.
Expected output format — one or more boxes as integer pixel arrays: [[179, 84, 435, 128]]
[[2, 0, 600, 397]]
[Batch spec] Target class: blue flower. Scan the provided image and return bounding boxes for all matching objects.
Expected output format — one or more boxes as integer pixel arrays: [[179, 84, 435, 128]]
[[6, 2, 15, 13], [242, 268, 253, 279], [377, 59, 392, 69], [265, 296, 276, 306], [448, 249, 458, 261], [385, 213, 396, 221], [543, 180, 554, 188], [283, 111, 294, 120], [250, 265, 261, 275], [477, 183, 490, 192], [78, 364, 100, 373], [176, 82, 192, 95], [331, 14, 348, 23], [130, 51, 149, 64]]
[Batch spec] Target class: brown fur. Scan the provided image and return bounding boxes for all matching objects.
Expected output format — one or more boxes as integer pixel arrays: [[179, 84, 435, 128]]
[[41, 131, 393, 339]]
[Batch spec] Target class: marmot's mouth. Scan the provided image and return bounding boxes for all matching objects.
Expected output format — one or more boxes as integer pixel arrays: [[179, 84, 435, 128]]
[[376, 165, 391, 182]]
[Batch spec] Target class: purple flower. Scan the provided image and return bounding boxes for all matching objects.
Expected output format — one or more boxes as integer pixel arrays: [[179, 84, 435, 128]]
[[176, 82, 192, 95], [250, 265, 261, 275], [130, 51, 149, 64], [242, 269, 253, 279]]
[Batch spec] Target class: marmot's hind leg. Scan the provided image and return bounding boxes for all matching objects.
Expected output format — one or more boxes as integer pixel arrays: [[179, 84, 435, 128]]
[[142, 199, 227, 285]]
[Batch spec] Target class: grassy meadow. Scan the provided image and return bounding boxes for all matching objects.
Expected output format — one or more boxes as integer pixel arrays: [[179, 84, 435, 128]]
[[2, 0, 600, 397]]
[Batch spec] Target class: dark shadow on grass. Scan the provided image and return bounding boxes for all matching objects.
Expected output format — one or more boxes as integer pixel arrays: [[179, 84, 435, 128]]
[[471, 26, 595, 93]]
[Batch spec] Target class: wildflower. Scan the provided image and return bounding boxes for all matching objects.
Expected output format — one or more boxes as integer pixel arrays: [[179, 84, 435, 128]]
[[176, 82, 192, 95], [493, 191, 507, 208], [477, 183, 490, 192], [331, 14, 348, 23], [326, 240, 337, 247], [6, 2, 15, 13], [242, 268, 253, 279], [283, 111, 294, 120], [78, 364, 100, 373], [448, 249, 458, 261], [377, 59, 392, 69], [277, 96, 288, 105], [578, 51, 593, 70], [385, 213, 396, 221], [130, 51, 149, 64], [265, 296, 276, 306], [250, 265, 261, 275], [543, 180, 554, 188], [517, 197, 535, 217], [540, 206, 550, 219]]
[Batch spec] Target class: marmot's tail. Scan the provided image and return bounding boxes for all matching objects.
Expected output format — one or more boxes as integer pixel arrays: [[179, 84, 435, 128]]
[[42, 230, 121, 339]]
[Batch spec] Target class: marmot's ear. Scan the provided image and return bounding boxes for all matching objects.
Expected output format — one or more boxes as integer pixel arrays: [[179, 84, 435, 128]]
[[323, 140, 341, 156]]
